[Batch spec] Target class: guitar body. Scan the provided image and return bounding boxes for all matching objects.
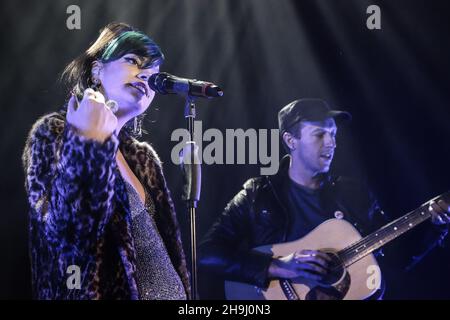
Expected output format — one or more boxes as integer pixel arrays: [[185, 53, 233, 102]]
[[225, 218, 381, 300]]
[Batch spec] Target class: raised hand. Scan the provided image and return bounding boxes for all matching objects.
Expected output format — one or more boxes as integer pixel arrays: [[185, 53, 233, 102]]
[[67, 88, 118, 143]]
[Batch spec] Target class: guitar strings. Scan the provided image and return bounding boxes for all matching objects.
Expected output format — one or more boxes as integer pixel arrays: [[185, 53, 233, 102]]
[[339, 193, 448, 262], [304, 193, 449, 283], [323, 206, 430, 275], [339, 206, 429, 262]]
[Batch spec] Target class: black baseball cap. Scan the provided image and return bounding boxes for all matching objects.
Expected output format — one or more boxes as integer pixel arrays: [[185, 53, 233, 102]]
[[278, 98, 352, 134]]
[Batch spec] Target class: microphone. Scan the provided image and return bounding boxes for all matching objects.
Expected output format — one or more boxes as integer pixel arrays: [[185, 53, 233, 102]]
[[148, 72, 223, 98]]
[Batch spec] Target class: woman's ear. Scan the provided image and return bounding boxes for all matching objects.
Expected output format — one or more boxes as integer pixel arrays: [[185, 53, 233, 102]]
[[91, 60, 103, 80]]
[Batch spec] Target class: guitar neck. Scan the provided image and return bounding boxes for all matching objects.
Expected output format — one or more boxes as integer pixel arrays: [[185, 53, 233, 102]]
[[339, 193, 448, 267]]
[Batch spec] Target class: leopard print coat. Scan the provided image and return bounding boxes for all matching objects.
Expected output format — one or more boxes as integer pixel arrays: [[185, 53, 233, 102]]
[[22, 111, 190, 299]]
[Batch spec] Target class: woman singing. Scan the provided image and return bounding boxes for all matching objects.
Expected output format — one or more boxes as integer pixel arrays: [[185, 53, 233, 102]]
[[22, 22, 190, 300]]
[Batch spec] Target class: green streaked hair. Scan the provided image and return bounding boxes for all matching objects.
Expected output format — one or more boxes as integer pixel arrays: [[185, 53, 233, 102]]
[[100, 30, 164, 67], [62, 22, 164, 99]]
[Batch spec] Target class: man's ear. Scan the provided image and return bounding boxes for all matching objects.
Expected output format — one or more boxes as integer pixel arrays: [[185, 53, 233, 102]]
[[282, 132, 297, 152]]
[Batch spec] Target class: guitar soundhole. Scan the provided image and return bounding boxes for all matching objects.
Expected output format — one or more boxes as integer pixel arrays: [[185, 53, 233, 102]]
[[318, 252, 345, 286]]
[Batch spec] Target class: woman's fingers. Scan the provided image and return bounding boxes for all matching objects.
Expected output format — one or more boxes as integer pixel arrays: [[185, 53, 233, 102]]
[[84, 88, 96, 98], [66, 88, 117, 142]]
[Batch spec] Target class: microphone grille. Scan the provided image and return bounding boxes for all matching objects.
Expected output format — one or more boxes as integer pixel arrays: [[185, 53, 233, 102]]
[[148, 72, 170, 94]]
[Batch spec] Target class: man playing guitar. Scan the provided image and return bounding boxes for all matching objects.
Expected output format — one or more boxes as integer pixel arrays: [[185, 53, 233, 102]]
[[198, 98, 449, 300]]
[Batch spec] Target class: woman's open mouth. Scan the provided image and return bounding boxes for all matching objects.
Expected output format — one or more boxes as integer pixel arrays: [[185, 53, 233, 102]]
[[129, 82, 149, 97]]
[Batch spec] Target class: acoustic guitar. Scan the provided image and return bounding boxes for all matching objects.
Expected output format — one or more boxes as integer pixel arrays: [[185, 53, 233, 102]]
[[225, 192, 449, 300]]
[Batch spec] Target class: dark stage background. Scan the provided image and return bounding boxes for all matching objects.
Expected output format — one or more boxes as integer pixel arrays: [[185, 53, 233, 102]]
[[1, 0, 449, 299]]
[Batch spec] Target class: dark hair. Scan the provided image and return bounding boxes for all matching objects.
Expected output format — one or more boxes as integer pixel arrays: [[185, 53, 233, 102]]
[[62, 22, 164, 99]]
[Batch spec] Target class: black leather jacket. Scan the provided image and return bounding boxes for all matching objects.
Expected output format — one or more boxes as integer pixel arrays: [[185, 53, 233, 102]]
[[199, 156, 448, 292]]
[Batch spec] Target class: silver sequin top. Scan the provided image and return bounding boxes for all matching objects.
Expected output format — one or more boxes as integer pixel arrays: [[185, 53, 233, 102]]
[[123, 178, 187, 300]]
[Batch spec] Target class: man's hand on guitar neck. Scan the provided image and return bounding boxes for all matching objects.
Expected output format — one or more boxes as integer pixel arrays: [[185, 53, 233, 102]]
[[429, 199, 450, 225], [268, 249, 332, 282]]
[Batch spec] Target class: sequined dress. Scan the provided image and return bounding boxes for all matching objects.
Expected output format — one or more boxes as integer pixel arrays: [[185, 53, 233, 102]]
[[122, 177, 187, 300]]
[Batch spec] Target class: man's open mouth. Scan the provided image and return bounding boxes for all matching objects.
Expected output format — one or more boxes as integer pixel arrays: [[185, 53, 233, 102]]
[[320, 153, 333, 160]]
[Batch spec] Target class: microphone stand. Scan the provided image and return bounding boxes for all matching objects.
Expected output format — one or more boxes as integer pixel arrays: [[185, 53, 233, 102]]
[[148, 72, 222, 299], [181, 96, 201, 300]]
